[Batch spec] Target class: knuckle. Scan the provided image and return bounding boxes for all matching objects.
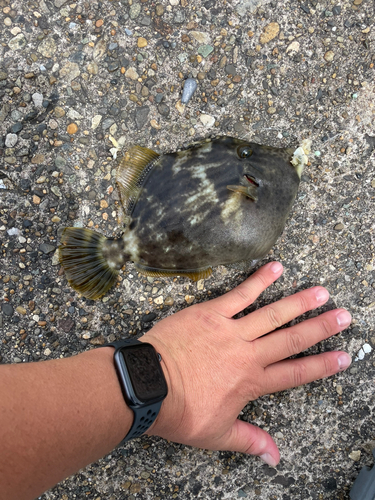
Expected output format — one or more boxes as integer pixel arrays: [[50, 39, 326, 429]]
[[196, 308, 221, 331], [322, 355, 334, 376], [286, 330, 304, 356], [319, 318, 333, 338], [234, 285, 251, 304], [296, 292, 310, 313], [265, 305, 284, 330], [292, 362, 308, 387], [243, 430, 260, 455]]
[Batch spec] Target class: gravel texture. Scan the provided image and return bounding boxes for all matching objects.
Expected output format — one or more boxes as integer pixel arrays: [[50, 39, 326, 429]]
[[0, 0, 374, 498]]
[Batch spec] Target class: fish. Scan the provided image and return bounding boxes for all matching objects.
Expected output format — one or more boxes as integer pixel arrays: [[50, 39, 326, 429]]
[[59, 136, 310, 299]]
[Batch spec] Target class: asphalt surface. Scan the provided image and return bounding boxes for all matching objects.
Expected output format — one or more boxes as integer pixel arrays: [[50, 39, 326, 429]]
[[0, 0, 374, 498]]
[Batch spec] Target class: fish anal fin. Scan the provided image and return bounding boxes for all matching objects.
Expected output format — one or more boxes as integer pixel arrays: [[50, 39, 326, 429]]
[[117, 146, 160, 217], [135, 264, 212, 281]]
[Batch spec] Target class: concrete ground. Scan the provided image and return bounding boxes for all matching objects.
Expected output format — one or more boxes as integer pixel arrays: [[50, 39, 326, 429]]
[[0, 0, 374, 498]]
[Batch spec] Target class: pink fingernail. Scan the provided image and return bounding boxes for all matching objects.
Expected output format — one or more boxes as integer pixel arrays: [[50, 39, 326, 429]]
[[336, 310, 351, 327], [338, 353, 351, 370], [270, 262, 283, 274], [259, 453, 278, 467], [315, 288, 329, 303]]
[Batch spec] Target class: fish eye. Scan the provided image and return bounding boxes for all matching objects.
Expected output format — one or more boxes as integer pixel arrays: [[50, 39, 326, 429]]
[[238, 146, 253, 159]]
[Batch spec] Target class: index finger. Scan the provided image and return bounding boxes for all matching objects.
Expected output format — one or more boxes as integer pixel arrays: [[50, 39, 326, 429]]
[[211, 262, 283, 318]]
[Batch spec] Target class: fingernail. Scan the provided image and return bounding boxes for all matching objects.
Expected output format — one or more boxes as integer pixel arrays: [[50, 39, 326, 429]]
[[338, 353, 351, 371], [315, 288, 329, 303], [259, 453, 278, 467], [270, 262, 283, 274], [336, 310, 351, 327]]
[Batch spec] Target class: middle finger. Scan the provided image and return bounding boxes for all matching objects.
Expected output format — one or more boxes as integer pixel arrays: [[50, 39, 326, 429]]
[[238, 286, 330, 340], [253, 308, 352, 367]]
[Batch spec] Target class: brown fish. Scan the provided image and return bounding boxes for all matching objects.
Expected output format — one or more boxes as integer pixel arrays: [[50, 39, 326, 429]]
[[59, 136, 310, 299]]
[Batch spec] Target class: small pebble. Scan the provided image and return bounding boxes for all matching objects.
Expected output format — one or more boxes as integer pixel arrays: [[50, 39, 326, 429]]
[[324, 51, 334, 62], [54, 107, 66, 117], [32, 92, 43, 107], [181, 78, 197, 104], [286, 41, 300, 54], [125, 67, 139, 80], [39, 243, 56, 254], [1, 303, 14, 316], [185, 295, 195, 304], [92, 115, 102, 129], [155, 4, 164, 15], [198, 45, 214, 58], [349, 450, 361, 461], [5, 133, 18, 148], [67, 123, 78, 134], [175, 101, 185, 114], [137, 37, 147, 48], [363, 343, 372, 354], [87, 62, 99, 75], [164, 296, 174, 306], [129, 3, 141, 19], [190, 31, 210, 44], [260, 22, 280, 44], [200, 114, 215, 127]]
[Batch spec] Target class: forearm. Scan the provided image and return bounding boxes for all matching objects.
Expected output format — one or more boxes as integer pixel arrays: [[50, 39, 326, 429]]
[[0, 347, 132, 500]]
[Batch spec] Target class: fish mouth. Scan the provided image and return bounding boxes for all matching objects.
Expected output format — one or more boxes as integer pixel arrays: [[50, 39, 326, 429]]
[[226, 174, 259, 202], [243, 173, 259, 187]]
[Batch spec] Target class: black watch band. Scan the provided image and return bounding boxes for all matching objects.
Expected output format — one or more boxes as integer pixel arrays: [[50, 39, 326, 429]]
[[104, 339, 167, 446]]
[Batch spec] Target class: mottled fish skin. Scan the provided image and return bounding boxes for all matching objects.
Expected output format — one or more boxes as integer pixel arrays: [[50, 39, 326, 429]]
[[120, 136, 299, 274], [59, 136, 302, 299]]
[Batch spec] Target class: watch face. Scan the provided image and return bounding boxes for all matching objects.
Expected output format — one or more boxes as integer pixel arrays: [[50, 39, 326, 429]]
[[120, 343, 168, 404]]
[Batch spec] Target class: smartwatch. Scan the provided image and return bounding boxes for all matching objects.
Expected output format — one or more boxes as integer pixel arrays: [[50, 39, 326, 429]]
[[103, 339, 168, 446]]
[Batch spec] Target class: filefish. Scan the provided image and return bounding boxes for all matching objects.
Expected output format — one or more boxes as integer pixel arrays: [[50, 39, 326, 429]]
[[59, 136, 310, 299]]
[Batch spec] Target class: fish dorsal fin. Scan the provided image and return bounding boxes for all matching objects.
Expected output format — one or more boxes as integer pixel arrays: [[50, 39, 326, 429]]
[[116, 145, 160, 220]]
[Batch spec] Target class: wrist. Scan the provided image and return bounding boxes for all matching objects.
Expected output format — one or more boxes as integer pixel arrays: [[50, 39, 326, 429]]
[[86, 347, 134, 443], [102, 338, 169, 443]]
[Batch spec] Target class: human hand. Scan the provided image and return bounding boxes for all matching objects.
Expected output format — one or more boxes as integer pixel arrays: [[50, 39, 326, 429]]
[[142, 262, 351, 466]]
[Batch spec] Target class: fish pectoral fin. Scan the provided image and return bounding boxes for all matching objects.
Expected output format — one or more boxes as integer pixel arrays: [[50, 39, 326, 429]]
[[117, 145, 160, 217], [226, 184, 258, 202]]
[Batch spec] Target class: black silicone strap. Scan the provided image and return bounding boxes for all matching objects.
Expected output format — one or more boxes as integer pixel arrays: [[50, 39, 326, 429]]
[[122, 400, 162, 443], [105, 339, 163, 446]]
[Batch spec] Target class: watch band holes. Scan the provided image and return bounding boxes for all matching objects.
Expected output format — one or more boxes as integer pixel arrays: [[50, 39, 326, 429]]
[[140, 417, 145, 422], [147, 409, 152, 415]]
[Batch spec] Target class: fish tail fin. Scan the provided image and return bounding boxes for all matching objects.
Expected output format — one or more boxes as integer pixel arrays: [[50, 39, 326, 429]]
[[59, 228, 127, 300]]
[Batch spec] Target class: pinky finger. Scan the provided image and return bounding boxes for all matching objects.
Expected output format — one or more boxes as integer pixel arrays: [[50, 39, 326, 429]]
[[264, 351, 352, 394]]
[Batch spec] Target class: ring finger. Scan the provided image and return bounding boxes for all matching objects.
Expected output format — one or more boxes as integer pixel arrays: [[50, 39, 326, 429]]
[[263, 351, 352, 394]]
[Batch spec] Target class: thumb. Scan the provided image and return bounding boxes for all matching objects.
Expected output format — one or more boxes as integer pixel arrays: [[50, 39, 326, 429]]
[[221, 419, 280, 467]]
